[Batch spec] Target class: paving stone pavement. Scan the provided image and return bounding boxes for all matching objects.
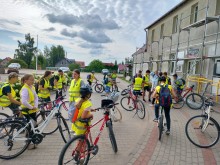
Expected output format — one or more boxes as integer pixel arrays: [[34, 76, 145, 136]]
[[0, 71, 220, 165]]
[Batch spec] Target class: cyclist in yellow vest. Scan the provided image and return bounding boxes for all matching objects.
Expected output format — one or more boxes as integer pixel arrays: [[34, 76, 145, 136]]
[[68, 69, 85, 121], [163, 72, 171, 85], [104, 73, 113, 96], [87, 71, 97, 86], [132, 73, 144, 96], [38, 71, 52, 102], [20, 74, 39, 149], [0, 72, 21, 114], [142, 70, 152, 102], [54, 69, 66, 99], [151, 76, 176, 135], [111, 70, 119, 92]]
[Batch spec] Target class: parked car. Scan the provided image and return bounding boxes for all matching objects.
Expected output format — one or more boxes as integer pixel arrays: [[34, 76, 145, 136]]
[[59, 67, 70, 73], [8, 63, 21, 69], [7, 68, 19, 74], [102, 69, 109, 75]]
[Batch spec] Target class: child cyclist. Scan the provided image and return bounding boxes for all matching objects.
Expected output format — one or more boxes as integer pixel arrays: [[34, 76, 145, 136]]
[[71, 85, 94, 162]]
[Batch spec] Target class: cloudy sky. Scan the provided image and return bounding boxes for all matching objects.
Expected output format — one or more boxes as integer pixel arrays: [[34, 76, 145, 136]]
[[0, 0, 181, 65]]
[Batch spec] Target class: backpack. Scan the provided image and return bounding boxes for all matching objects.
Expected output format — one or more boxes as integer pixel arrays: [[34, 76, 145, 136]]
[[159, 84, 172, 107], [103, 77, 108, 85], [87, 74, 91, 80], [181, 78, 186, 85]]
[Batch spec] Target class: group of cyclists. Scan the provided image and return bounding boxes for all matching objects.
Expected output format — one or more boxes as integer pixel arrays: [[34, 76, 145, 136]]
[[132, 69, 185, 135]]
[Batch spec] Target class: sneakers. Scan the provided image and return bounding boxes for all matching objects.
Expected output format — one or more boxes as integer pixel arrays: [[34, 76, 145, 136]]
[[153, 118, 158, 122], [166, 130, 170, 135]]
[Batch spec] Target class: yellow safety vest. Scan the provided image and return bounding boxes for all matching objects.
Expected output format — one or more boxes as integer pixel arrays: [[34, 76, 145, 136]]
[[54, 75, 64, 89], [20, 84, 37, 114], [133, 77, 143, 90], [111, 73, 117, 79], [89, 74, 95, 82], [165, 77, 171, 85], [71, 98, 92, 135], [0, 83, 16, 107], [38, 78, 50, 98], [143, 75, 150, 87], [69, 78, 82, 102]]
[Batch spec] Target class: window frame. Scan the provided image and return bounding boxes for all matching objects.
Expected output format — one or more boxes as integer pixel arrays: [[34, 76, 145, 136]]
[[172, 15, 178, 34]]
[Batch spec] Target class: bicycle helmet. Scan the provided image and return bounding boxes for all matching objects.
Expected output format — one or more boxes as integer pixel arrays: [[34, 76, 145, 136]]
[[80, 85, 92, 98]]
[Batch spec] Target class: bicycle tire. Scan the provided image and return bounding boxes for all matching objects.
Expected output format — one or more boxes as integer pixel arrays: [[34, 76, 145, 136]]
[[95, 83, 104, 93], [0, 120, 31, 159], [110, 107, 122, 122], [0, 112, 9, 123], [58, 116, 71, 143], [158, 115, 163, 141], [186, 93, 204, 110], [121, 89, 129, 96], [58, 135, 90, 165], [106, 121, 118, 153], [36, 110, 59, 135], [59, 101, 69, 120], [136, 100, 146, 119], [172, 96, 185, 109], [185, 115, 220, 148], [120, 96, 135, 111]]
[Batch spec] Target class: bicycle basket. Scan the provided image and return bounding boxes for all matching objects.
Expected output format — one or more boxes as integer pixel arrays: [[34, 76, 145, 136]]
[[101, 99, 114, 108], [109, 92, 119, 103]]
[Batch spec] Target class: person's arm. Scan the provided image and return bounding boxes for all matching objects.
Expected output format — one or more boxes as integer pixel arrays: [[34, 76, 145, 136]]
[[20, 88, 34, 109], [33, 89, 38, 109], [38, 79, 46, 90], [171, 87, 177, 99], [54, 76, 59, 88], [81, 107, 93, 119], [151, 89, 157, 98], [4, 86, 21, 105]]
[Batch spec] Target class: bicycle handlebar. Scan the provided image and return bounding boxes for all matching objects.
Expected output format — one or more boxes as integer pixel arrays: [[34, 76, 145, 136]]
[[95, 102, 119, 111]]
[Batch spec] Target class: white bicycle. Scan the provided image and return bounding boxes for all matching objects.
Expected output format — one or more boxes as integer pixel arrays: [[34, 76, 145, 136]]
[[0, 101, 71, 159]]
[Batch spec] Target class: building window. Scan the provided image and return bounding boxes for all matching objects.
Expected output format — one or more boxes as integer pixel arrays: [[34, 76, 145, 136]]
[[190, 3, 198, 24], [172, 15, 178, 34], [151, 29, 155, 42], [187, 61, 196, 74], [216, 0, 220, 15], [160, 24, 164, 39]]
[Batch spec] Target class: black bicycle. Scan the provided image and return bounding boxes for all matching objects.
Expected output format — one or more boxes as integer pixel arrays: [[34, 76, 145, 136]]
[[158, 106, 165, 141]]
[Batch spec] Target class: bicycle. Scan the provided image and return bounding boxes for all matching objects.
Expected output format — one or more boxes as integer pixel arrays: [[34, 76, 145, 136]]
[[0, 102, 71, 159], [58, 100, 118, 165], [185, 95, 220, 148], [158, 106, 165, 141], [89, 80, 104, 93], [172, 85, 204, 110], [120, 85, 146, 119]]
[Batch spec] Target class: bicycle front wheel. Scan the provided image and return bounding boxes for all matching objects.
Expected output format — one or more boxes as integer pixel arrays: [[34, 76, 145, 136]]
[[158, 115, 164, 141], [36, 111, 59, 135], [186, 93, 204, 110], [120, 96, 135, 111], [110, 107, 122, 122], [58, 116, 71, 143], [185, 115, 220, 148], [0, 112, 9, 123], [95, 83, 104, 93], [172, 96, 185, 109], [106, 121, 118, 153], [136, 100, 146, 119], [0, 120, 31, 159], [121, 89, 129, 96], [59, 101, 70, 120], [58, 135, 90, 165]]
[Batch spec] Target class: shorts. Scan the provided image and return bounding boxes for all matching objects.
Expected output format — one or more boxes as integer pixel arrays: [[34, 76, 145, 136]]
[[105, 86, 111, 93], [133, 90, 142, 96], [144, 86, 151, 92], [7, 103, 20, 114]]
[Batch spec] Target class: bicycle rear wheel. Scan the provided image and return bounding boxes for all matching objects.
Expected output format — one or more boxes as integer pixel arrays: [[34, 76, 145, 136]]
[[136, 100, 145, 119], [58, 135, 90, 165], [110, 107, 122, 122], [58, 116, 71, 143], [0, 113, 9, 123], [106, 121, 118, 153], [0, 120, 31, 159], [120, 96, 135, 111], [36, 110, 59, 135], [59, 101, 69, 120], [172, 96, 185, 109], [186, 93, 204, 110], [185, 115, 220, 148], [95, 83, 104, 93], [158, 115, 164, 141]]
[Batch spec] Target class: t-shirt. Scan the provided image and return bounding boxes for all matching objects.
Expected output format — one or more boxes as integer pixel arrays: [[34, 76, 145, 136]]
[[2, 85, 11, 96]]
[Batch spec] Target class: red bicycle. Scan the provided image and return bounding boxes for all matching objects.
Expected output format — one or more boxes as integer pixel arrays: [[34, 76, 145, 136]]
[[120, 85, 146, 119], [172, 85, 204, 109], [58, 99, 118, 165]]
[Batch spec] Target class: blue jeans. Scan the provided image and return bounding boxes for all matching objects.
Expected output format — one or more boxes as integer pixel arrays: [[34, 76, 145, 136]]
[[154, 104, 171, 130]]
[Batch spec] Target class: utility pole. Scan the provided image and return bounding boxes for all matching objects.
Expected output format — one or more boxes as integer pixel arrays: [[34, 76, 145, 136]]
[[36, 35, 38, 73]]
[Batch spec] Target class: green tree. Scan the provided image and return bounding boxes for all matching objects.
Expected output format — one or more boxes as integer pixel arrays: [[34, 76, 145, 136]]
[[69, 63, 80, 71], [114, 60, 117, 66], [49, 45, 65, 66], [8, 59, 28, 68], [87, 60, 104, 73], [14, 33, 37, 68]]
